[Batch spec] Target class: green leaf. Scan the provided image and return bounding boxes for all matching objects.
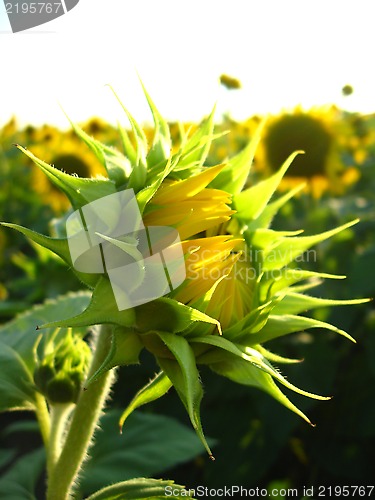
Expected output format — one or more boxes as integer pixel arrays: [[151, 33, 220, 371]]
[[80, 411, 207, 497], [15, 145, 117, 210], [1, 420, 40, 437], [234, 151, 303, 221], [155, 332, 213, 458], [271, 292, 369, 316], [209, 119, 264, 194], [119, 371, 172, 431], [262, 219, 359, 271], [0, 449, 17, 469], [85, 478, 193, 500], [0, 448, 45, 500], [0, 291, 90, 366], [210, 354, 313, 425], [0, 341, 36, 411]]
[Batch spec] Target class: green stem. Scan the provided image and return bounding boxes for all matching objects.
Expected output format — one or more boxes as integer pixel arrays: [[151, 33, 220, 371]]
[[34, 392, 50, 449], [47, 325, 115, 500], [47, 404, 73, 475]]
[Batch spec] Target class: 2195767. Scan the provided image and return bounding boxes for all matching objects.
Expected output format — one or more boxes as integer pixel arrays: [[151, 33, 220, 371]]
[[316, 485, 374, 497], [5, 2, 63, 14]]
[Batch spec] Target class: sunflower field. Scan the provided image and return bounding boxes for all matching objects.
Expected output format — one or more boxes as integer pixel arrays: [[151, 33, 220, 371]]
[[0, 93, 374, 499]]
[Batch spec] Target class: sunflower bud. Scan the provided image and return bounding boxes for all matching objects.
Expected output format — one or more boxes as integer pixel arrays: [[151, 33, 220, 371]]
[[34, 333, 91, 404]]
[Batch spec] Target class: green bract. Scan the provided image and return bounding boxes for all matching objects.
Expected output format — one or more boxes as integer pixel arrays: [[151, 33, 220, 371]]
[[1, 85, 368, 460]]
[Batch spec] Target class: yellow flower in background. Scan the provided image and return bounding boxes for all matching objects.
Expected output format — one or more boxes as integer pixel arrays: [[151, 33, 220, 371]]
[[28, 124, 106, 211], [254, 106, 360, 197], [208, 115, 259, 166], [0, 117, 17, 144]]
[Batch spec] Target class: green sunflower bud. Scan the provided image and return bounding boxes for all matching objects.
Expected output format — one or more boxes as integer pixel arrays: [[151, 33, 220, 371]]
[[34, 332, 91, 404]]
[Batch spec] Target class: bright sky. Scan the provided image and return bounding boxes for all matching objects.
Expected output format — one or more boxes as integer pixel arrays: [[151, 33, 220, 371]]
[[1, 0, 375, 129]]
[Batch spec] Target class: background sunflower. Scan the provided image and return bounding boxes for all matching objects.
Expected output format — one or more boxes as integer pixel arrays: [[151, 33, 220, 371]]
[[28, 123, 108, 211], [253, 106, 360, 198]]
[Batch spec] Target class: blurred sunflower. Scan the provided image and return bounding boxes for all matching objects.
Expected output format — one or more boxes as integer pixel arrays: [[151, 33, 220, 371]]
[[28, 125, 107, 212], [346, 112, 375, 167], [254, 106, 359, 198]]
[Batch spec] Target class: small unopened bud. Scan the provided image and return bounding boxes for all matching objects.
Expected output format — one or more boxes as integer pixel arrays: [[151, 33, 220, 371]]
[[34, 332, 91, 404]]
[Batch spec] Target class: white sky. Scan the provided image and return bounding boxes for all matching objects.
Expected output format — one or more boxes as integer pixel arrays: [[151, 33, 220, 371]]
[[1, 0, 375, 129]]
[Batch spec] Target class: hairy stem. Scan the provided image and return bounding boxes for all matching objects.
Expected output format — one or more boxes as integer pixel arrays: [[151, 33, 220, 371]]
[[47, 403, 73, 475], [35, 392, 50, 449], [46, 325, 115, 500]]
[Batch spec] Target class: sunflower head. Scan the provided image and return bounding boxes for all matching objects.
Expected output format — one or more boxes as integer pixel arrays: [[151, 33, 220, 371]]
[[254, 106, 360, 197], [1, 84, 367, 459], [264, 112, 332, 177]]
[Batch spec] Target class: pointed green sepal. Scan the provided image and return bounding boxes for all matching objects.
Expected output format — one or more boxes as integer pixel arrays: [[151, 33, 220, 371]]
[[193, 336, 329, 404], [15, 145, 117, 210], [119, 371, 172, 432], [139, 79, 172, 167], [176, 105, 217, 171], [135, 298, 221, 335], [255, 345, 303, 364], [241, 314, 356, 344], [210, 354, 314, 425], [0, 223, 99, 288], [259, 268, 346, 301], [62, 114, 132, 186], [247, 183, 306, 232], [84, 326, 143, 388], [210, 118, 265, 194], [234, 150, 304, 222], [37, 278, 136, 330], [263, 219, 359, 271], [108, 85, 148, 191], [272, 292, 370, 316], [156, 332, 214, 459]]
